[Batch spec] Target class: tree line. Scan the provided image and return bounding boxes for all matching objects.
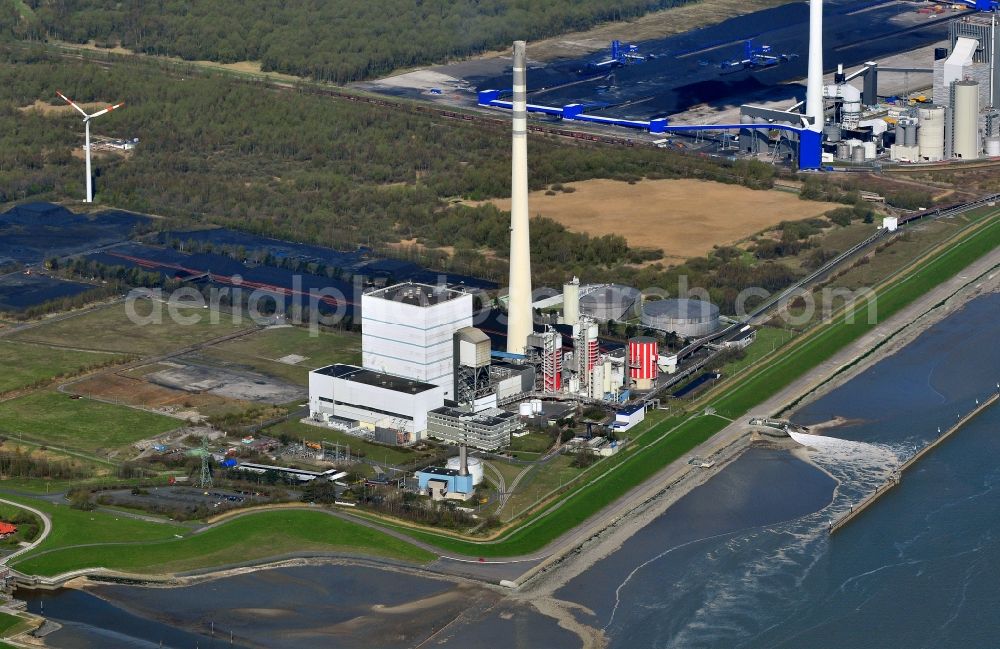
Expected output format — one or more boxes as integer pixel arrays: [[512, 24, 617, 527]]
[[21, 0, 691, 82]]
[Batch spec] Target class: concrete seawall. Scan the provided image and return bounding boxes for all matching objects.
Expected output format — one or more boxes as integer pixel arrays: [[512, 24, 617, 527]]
[[829, 390, 1000, 534]]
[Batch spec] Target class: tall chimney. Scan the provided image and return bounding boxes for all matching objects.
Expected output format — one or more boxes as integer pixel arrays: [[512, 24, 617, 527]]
[[459, 444, 469, 477], [506, 40, 534, 354], [805, 0, 824, 132]]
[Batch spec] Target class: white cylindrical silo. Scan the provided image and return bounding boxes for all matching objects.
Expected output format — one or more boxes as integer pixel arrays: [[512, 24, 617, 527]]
[[562, 276, 580, 326], [862, 141, 877, 160], [531, 398, 543, 414], [519, 402, 533, 416], [952, 80, 980, 160], [986, 136, 1000, 157], [917, 106, 945, 161]]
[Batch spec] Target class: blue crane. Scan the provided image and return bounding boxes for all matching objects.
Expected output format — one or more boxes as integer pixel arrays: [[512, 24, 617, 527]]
[[720, 40, 797, 72], [477, 89, 822, 169], [586, 40, 648, 71]]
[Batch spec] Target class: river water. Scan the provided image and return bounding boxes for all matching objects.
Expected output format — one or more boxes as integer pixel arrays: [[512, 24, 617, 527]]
[[552, 292, 1000, 648], [17, 294, 1000, 647]]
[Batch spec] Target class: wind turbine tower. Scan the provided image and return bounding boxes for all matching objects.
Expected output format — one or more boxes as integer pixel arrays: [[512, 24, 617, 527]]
[[506, 41, 534, 355], [56, 91, 125, 203]]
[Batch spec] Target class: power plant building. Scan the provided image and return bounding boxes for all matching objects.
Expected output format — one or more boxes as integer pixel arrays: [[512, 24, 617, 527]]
[[628, 337, 659, 391], [427, 405, 522, 451], [641, 298, 720, 338], [308, 364, 446, 441], [361, 282, 472, 399]]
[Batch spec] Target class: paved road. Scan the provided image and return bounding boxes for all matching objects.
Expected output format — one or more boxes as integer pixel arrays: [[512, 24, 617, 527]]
[[0, 498, 53, 565]]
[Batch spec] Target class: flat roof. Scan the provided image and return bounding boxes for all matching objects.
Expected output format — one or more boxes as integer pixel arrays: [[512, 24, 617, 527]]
[[364, 282, 467, 307], [430, 405, 518, 427], [313, 364, 439, 394], [418, 466, 461, 477], [618, 404, 646, 415]]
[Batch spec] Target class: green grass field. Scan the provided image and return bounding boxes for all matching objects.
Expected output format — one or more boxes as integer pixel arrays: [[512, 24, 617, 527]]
[[12, 304, 250, 356], [0, 611, 31, 639], [0, 340, 121, 394], [5, 495, 187, 565], [199, 326, 361, 386], [13, 509, 434, 576], [0, 391, 180, 453], [716, 326, 796, 379]]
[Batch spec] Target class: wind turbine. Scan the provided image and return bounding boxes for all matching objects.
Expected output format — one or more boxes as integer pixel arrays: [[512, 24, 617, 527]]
[[56, 91, 125, 203]]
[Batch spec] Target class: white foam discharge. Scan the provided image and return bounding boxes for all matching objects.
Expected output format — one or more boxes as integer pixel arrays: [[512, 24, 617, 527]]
[[605, 434, 908, 649]]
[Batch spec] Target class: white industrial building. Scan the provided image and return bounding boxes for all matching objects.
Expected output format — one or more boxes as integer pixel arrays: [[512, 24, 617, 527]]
[[361, 283, 473, 399], [308, 364, 445, 441], [427, 405, 523, 451]]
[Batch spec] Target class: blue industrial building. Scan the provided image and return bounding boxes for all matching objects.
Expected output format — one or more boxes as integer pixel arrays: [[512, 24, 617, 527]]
[[416, 467, 474, 500]]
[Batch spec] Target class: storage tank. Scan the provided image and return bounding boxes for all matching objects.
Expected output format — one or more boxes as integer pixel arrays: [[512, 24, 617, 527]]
[[851, 146, 865, 163], [836, 142, 850, 159], [952, 80, 980, 160], [986, 137, 1000, 157], [641, 298, 720, 338], [579, 284, 641, 322], [917, 105, 945, 161], [824, 124, 842, 142], [531, 398, 543, 414], [862, 141, 877, 160], [628, 336, 658, 391], [446, 456, 484, 486], [518, 402, 533, 416], [901, 118, 919, 147]]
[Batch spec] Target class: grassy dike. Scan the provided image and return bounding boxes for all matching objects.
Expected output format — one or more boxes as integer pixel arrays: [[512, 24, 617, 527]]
[[394, 213, 1000, 557], [6, 213, 998, 575], [10, 499, 434, 577]]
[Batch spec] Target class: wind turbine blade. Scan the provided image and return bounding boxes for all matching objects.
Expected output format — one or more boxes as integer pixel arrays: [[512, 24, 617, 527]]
[[55, 91, 89, 118], [88, 101, 125, 119]]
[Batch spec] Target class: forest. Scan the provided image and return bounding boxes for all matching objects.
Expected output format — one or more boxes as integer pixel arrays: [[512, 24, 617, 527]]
[[15, 0, 692, 82], [0, 45, 784, 284]]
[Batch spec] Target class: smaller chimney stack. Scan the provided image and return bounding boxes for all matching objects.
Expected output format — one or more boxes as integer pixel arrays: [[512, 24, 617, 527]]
[[459, 445, 469, 477]]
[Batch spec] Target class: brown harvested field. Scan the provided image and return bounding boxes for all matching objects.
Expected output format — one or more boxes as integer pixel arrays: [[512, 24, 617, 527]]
[[19, 99, 108, 115], [70, 372, 251, 420], [484, 179, 840, 260]]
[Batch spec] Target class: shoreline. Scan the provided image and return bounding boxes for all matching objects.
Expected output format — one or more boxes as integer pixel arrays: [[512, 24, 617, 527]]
[[505, 247, 1000, 645]]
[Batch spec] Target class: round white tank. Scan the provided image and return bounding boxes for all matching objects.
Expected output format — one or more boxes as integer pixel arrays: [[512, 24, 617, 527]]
[[917, 106, 945, 161], [851, 146, 865, 163], [986, 137, 1000, 157], [862, 141, 877, 160], [531, 398, 543, 414], [953, 80, 980, 160], [518, 402, 533, 416], [446, 456, 484, 485]]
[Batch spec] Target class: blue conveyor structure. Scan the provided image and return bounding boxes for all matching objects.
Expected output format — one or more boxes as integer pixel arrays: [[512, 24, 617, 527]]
[[477, 90, 823, 170]]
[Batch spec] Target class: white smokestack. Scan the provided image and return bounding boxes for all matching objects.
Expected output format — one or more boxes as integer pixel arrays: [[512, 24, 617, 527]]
[[805, 0, 824, 132], [507, 40, 534, 354]]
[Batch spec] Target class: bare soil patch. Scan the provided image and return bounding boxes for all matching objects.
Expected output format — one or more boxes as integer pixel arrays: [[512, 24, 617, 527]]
[[480, 178, 840, 260], [480, 0, 793, 62]]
